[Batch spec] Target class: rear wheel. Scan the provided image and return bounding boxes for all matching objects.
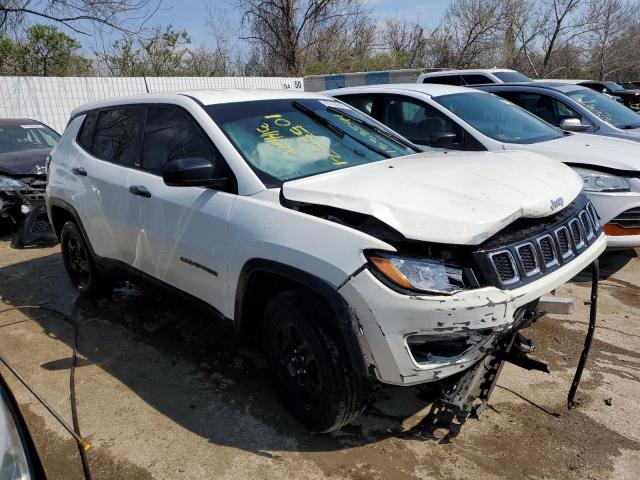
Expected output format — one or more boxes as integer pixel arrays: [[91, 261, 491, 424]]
[[264, 289, 370, 432], [60, 221, 110, 297]]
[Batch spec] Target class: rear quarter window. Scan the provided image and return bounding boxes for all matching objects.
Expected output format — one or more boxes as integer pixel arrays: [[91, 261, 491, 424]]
[[423, 75, 463, 86], [77, 111, 98, 151]]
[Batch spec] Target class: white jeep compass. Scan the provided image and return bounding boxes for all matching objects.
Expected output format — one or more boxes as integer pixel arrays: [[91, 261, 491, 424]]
[[46, 90, 605, 433]]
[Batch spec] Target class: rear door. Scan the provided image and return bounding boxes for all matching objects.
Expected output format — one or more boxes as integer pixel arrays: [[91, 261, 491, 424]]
[[123, 105, 236, 312], [69, 107, 145, 262]]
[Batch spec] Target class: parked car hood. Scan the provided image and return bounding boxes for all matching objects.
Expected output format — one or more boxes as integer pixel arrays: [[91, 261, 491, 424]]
[[0, 148, 49, 176], [510, 133, 640, 172], [282, 150, 582, 245]]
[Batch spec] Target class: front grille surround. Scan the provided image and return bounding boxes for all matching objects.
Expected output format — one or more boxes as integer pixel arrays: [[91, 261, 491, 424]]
[[488, 250, 520, 286], [515, 242, 540, 277], [536, 235, 559, 268], [475, 196, 602, 289]]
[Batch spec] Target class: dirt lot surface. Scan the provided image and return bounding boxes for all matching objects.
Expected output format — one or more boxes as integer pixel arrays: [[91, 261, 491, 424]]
[[1, 229, 639, 480]]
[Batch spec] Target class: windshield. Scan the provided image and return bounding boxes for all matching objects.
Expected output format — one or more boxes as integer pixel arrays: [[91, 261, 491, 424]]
[[0, 122, 60, 154], [206, 98, 418, 185], [567, 89, 640, 129], [434, 92, 564, 144], [605, 82, 625, 92], [493, 71, 532, 82]]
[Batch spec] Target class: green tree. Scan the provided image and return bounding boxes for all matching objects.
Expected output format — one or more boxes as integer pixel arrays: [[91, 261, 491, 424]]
[[0, 25, 91, 76], [100, 26, 191, 76], [22, 25, 90, 75]]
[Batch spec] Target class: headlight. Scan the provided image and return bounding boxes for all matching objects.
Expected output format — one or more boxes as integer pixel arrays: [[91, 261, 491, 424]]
[[367, 252, 465, 294], [0, 176, 26, 192], [574, 168, 630, 192], [1, 390, 33, 480]]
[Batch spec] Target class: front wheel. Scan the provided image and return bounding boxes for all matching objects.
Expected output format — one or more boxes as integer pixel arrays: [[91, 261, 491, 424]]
[[264, 290, 370, 432], [60, 221, 110, 297]]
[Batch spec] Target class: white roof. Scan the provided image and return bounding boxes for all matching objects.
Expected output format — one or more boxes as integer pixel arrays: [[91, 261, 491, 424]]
[[421, 68, 518, 76], [324, 83, 482, 98], [71, 88, 327, 116]]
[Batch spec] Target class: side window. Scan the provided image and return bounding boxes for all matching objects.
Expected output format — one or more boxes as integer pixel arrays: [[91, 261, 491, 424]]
[[508, 93, 581, 126], [462, 74, 494, 85], [382, 95, 467, 149], [423, 75, 463, 86], [77, 111, 98, 151], [336, 94, 375, 116], [141, 107, 220, 175], [91, 107, 144, 165]]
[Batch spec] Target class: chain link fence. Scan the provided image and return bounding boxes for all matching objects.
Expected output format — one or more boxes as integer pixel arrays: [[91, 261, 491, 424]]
[[0, 76, 304, 133]]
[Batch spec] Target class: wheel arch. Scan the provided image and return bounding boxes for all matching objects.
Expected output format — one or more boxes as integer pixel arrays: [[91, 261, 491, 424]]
[[234, 259, 369, 376], [47, 198, 97, 258]]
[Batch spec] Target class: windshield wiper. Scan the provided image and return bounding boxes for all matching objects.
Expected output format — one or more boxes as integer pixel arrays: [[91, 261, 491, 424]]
[[325, 106, 418, 151], [292, 101, 391, 158], [621, 125, 640, 130]]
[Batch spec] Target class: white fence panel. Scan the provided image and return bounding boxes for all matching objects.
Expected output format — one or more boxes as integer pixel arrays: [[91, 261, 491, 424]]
[[0, 76, 304, 133]]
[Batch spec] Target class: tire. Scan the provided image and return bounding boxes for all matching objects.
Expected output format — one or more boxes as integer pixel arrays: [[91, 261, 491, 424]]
[[263, 289, 370, 433], [60, 221, 110, 297]]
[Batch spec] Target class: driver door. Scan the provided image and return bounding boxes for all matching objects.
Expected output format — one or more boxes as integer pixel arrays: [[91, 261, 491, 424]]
[[124, 105, 236, 314]]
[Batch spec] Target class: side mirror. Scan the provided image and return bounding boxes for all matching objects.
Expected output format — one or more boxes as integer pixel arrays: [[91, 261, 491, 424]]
[[429, 132, 459, 148], [560, 118, 589, 132], [162, 157, 228, 188]]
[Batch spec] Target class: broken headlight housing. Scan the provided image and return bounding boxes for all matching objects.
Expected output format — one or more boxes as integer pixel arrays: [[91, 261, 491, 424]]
[[367, 252, 466, 294], [0, 176, 26, 192], [574, 167, 630, 193]]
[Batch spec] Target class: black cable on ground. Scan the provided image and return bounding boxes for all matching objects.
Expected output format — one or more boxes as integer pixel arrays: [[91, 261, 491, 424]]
[[0, 304, 92, 480]]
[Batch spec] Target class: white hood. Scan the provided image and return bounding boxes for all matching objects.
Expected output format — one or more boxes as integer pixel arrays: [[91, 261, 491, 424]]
[[282, 150, 583, 245], [519, 133, 640, 171]]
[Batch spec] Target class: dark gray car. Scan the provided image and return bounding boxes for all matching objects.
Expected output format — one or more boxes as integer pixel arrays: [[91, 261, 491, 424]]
[[475, 82, 640, 143]]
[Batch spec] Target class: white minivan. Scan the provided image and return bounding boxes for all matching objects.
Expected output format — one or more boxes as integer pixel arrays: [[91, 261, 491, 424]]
[[327, 84, 640, 249]]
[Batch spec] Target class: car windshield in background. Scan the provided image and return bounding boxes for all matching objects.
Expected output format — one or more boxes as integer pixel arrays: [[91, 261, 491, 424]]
[[206, 99, 418, 185], [0, 123, 60, 154], [567, 89, 640, 129], [493, 71, 532, 82], [605, 82, 625, 92], [434, 92, 564, 144]]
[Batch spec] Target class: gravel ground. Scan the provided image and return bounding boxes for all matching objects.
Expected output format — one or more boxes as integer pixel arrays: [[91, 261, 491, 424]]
[[0, 228, 639, 480]]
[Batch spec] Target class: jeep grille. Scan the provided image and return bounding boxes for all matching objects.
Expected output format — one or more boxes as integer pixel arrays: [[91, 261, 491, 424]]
[[475, 196, 601, 289]]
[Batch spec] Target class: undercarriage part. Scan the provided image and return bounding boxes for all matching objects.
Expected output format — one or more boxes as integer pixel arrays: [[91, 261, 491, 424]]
[[10, 205, 57, 249], [512, 332, 535, 353], [568, 259, 599, 408]]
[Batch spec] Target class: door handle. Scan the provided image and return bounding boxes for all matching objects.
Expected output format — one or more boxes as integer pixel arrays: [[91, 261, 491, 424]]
[[71, 167, 87, 176], [129, 185, 152, 198]]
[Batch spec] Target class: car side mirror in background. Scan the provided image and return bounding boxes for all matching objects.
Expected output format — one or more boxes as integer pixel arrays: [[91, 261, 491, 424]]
[[162, 157, 229, 188], [560, 118, 590, 132], [429, 132, 459, 148]]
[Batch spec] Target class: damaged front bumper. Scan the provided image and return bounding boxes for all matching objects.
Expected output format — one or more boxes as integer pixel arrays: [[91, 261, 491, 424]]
[[0, 176, 56, 248], [338, 234, 607, 386]]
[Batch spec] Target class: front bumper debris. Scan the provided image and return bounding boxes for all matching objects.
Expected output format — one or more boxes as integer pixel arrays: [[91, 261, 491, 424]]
[[338, 234, 606, 386], [413, 260, 600, 442], [1, 176, 56, 248]]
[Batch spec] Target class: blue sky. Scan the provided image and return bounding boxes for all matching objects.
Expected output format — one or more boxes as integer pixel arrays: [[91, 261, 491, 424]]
[[136, 0, 451, 48]]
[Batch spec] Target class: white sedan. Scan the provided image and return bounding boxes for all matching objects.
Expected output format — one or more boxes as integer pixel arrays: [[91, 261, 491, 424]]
[[326, 84, 640, 249]]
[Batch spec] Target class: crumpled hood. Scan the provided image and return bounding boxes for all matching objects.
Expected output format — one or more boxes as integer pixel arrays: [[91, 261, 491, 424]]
[[282, 150, 583, 245], [521, 133, 640, 171], [0, 148, 49, 176]]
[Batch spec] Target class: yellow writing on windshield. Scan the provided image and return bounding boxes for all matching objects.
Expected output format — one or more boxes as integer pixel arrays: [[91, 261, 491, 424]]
[[256, 113, 347, 166]]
